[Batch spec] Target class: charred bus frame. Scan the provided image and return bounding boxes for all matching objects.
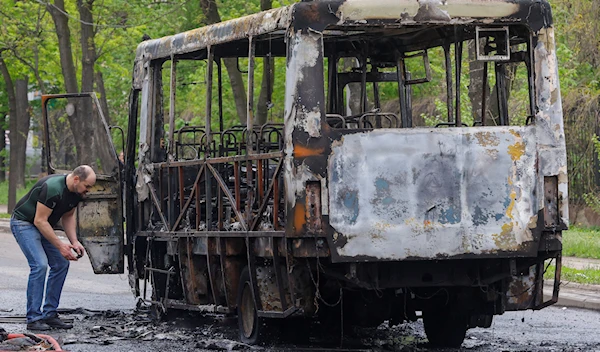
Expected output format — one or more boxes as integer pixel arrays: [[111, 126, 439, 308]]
[[42, 0, 567, 348]]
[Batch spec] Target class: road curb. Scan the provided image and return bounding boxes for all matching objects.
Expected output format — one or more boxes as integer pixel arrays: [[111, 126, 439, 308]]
[[0, 218, 9, 233], [545, 280, 600, 311]]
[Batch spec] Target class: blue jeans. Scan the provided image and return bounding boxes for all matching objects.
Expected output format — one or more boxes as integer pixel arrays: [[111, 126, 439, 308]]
[[10, 218, 69, 323]]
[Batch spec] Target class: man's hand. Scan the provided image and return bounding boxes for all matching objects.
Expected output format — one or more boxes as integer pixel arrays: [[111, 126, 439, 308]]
[[59, 243, 79, 261], [71, 241, 85, 259]]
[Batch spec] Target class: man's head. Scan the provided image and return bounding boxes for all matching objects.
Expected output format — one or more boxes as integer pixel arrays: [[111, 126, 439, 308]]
[[71, 165, 96, 196]]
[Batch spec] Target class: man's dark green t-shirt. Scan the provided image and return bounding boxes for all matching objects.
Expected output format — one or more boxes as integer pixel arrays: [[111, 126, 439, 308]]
[[13, 174, 82, 227]]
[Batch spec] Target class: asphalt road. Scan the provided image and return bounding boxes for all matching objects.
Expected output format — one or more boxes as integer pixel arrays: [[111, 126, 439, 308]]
[[2, 226, 600, 351]]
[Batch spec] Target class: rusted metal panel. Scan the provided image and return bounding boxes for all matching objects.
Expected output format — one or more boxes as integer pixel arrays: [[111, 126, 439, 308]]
[[77, 178, 124, 274], [291, 238, 330, 258], [252, 237, 289, 257], [254, 237, 274, 257], [255, 266, 292, 312], [505, 265, 538, 310], [192, 238, 208, 255], [544, 176, 559, 228], [305, 181, 323, 233], [328, 127, 538, 260], [134, 7, 292, 63], [224, 238, 244, 256], [179, 239, 209, 305], [283, 28, 328, 236]]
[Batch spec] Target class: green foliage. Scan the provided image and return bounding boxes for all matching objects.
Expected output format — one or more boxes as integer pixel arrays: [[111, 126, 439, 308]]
[[562, 226, 600, 259], [583, 135, 600, 211], [0, 179, 37, 206], [544, 265, 600, 285]]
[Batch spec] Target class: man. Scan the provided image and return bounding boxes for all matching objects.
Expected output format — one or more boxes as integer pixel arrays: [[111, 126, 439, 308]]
[[10, 165, 96, 331]]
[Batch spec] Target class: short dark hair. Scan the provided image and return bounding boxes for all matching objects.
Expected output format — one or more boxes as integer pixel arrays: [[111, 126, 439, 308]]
[[72, 165, 91, 180]]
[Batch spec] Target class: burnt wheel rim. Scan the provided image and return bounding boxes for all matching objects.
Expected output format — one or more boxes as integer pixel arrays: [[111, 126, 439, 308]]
[[241, 282, 255, 338]]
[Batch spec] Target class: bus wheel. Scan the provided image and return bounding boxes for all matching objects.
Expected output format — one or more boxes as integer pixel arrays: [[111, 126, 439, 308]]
[[423, 309, 467, 348], [237, 267, 262, 344]]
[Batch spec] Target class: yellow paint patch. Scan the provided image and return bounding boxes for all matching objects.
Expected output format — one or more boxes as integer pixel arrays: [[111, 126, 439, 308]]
[[509, 130, 521, 138], [501, 222, 513, 236], [474, 132, 500, 147], [492, 222, 517, 250], [527, 215, 538, 229], [506, 190, 516, 219], [508, 142, 525, 161]]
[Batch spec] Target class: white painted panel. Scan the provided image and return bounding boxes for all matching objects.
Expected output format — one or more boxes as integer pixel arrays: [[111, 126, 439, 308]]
[[328, 126, 538, 259]]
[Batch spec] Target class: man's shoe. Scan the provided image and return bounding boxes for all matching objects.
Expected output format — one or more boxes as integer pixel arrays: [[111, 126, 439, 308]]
[[26, 320, 51, 331], [43, 316, 73, 329]]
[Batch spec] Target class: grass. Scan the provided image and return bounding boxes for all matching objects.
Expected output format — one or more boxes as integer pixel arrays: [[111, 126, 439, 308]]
[[563, 227, 600, 259], [544, 265, 600, 285], [0, 180, 38, 208]]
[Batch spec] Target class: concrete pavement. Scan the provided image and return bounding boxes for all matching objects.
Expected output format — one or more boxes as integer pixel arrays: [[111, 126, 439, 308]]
[[546, 280, 600, 311], [563, 256, 600, 270]]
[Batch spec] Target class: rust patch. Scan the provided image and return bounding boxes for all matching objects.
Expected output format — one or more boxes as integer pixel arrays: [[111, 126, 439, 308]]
[[305, 182, 322, 233], [294, 145, 324, 158], [508, 277, 534, 307], [294, 204, 306, 234], [507, 142, 525, 161]]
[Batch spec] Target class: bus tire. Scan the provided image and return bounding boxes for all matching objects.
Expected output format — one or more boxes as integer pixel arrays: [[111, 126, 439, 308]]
[[237, 266, 262, 344], [423, 309, 467, 348]]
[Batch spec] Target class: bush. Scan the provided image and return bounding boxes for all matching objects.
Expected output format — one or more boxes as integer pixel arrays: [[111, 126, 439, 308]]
[[0, 180, 39, 207]]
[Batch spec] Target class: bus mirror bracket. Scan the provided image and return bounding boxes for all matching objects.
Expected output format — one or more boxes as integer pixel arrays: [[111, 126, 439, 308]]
[[476, 26, 510, 61]]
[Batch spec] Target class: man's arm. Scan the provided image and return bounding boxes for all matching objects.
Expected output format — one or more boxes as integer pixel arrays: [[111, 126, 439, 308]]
[[62, 208, 85, 258], [34, 203, 78, 261]]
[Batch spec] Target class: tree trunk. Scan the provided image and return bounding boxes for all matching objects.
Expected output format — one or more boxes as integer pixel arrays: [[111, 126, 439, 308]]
[[95, 70, 111, 125], [343, 58, 362, 115], [0, 54, 18, 212], [0, 54, 16, 184], [467, 40, 485, 124], [199, 0, 247, 125], [47, 0, 78, 94], [256, 0, 273, 125], [0, 114, 5, 182], [8, 78, 30, 213], [78, 0, 114, 171], [48, 0, 93, 165], [14, 79, 30, 186]]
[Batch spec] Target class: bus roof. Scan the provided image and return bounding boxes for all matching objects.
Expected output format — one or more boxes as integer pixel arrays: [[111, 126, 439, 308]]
[[134, 0, 552, 64]]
